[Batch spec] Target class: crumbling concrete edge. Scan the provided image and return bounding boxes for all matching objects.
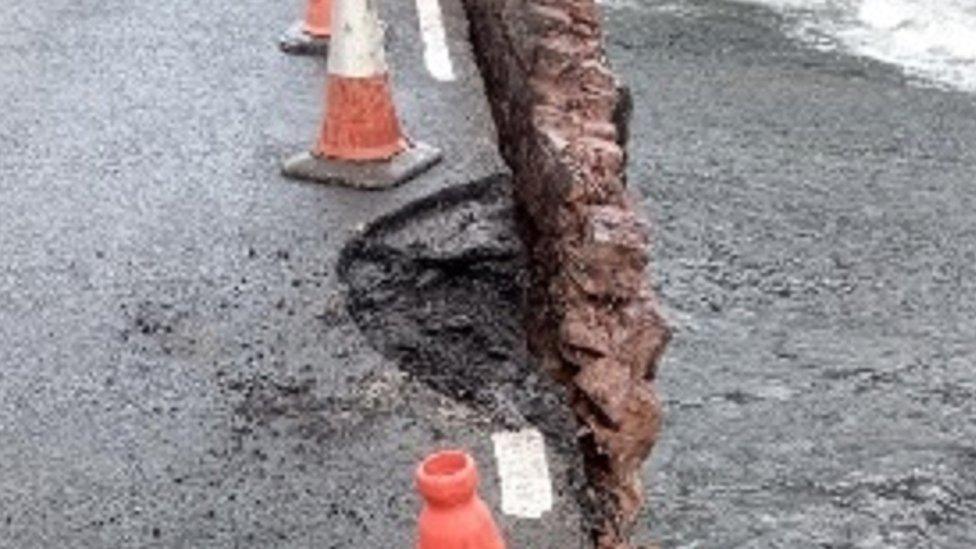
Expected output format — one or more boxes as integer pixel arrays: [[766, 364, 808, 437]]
[[458, 1, 672, 547]]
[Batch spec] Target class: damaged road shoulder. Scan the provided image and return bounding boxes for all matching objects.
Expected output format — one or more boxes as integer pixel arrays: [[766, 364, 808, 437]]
[[337, 176, 593, 546]]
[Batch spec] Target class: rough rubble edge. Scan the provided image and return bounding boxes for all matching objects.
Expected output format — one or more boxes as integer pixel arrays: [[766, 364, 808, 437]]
[[458, 1, 672, 547]]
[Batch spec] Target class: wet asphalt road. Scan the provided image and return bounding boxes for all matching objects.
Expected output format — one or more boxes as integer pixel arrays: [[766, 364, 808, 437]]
[[604, 1, 976, 547], [6, 0, 976, 547], [0, 0, 589, 547]]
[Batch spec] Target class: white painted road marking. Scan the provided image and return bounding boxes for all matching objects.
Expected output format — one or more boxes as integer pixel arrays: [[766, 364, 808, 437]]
[[415, 0, 457, 81], [491, 429, 553, 519]]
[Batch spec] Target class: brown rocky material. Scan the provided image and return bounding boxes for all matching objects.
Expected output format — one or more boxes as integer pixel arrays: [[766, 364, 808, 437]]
[[460, 0, 671, 547]]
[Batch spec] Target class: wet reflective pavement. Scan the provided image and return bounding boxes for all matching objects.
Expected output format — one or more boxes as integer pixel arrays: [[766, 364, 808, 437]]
[[605, 1, 976, 546], [0, 0, 585, 547]]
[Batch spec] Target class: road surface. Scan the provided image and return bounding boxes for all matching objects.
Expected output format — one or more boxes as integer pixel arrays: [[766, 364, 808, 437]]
[[0, 0, 586, 546], [603, 1, 976, 546]]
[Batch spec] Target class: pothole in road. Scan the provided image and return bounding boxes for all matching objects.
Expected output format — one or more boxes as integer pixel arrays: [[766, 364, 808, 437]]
[[338, 178, 593, 539], [338, 178, 573, 436]]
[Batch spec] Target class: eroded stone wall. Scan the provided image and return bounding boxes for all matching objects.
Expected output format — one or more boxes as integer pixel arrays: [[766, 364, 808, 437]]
[[459, 1, 672, 547]]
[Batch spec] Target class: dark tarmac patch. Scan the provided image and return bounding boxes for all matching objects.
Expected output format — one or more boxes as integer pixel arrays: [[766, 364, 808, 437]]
[[223, 370, 402, 450], [120, 300, 191, 357], [338, 178, 570, 433]]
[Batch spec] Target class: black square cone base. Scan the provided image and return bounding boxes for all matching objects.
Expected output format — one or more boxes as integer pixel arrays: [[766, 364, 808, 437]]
[[279, 21, 329, 56], [281, 142, 442, 190]]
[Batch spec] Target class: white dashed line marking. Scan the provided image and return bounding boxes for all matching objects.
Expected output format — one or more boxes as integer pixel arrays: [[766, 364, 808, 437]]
[[491, 429, 553, 519], [415, 0, 456, 81]]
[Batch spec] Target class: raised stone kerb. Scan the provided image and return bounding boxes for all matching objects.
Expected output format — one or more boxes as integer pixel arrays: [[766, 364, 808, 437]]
[[460, 0, 672, 547]]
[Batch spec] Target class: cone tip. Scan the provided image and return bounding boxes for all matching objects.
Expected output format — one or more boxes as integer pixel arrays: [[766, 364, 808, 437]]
[[416, 450, 479, 506]]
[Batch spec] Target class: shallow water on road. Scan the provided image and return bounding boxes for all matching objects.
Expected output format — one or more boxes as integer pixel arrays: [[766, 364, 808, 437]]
[[603, 0, 976, 93]]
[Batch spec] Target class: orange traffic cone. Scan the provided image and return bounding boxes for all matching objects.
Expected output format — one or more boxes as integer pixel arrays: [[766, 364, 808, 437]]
[[282, 0, 441, 189], [415, 451, 506, 549], [280, 0, 332, 56]]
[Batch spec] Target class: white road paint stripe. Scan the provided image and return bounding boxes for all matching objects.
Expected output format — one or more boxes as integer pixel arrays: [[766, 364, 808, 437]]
[[491, 429, 553, 519], [415, 0, 457, 81]]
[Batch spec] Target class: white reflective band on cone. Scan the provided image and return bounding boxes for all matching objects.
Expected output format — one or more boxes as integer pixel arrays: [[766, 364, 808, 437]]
[[328, 0, 389, 78]]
